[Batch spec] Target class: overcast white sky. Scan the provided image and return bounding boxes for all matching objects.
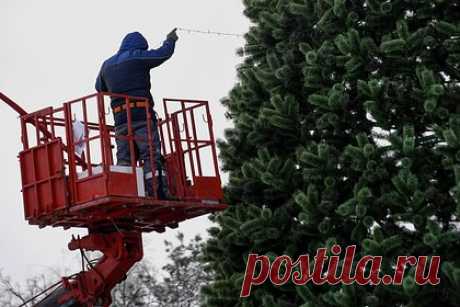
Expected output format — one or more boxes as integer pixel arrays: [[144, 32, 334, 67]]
[[0, 1, 249, 284]]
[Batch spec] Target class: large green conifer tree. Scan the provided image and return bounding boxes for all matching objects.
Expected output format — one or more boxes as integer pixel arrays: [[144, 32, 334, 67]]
[[203, 1, 460, 306]]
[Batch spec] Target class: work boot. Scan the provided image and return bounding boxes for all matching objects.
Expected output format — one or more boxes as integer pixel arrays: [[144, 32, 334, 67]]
[[145, 178, 155, 198], [157, 173, 173, 200], [145, 175, 172, 200]]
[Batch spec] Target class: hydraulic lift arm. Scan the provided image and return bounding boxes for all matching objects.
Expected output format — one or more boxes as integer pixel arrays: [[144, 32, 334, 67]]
[[0, 92, 28, 116], [34, 231, 143, 307]]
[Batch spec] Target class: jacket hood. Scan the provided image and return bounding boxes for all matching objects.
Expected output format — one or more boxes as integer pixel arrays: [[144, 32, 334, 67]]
[[119, 32, 148, 52]]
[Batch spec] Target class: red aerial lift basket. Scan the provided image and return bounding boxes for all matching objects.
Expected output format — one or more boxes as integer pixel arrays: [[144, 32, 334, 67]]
[[16, 93, 226, 232], [1, 91, 227, 306]]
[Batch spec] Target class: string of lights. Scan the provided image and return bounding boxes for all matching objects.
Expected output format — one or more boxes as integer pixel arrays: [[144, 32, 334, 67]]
[[176, 27, 244, 38]]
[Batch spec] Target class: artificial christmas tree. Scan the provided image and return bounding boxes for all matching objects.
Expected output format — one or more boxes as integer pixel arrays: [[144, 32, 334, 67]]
[[203, 0, 460, 306]]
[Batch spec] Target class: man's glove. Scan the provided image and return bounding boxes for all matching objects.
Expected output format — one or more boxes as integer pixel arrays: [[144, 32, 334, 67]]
[[167, 28, 178, 42]]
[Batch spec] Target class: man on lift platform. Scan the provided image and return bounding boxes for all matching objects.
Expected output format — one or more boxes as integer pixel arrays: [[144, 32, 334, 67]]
[[95, 29, 179, 199]]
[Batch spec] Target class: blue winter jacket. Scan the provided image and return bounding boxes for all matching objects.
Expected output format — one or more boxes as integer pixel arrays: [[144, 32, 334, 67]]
[[95, 32, 176, 126]]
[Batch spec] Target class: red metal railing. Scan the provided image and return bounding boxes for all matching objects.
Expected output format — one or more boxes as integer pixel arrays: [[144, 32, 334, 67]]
[[17, 93, 223, 214], [160, 98, 222, 200]]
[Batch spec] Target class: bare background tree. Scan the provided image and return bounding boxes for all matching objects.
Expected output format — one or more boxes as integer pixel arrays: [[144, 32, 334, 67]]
[[0, 269, 64, 307], [0, 232, 211, 307]]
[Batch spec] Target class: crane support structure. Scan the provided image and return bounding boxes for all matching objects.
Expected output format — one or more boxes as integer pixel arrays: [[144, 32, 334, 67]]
[[1, 92, 227, 306], [59, 231, 143, 306]]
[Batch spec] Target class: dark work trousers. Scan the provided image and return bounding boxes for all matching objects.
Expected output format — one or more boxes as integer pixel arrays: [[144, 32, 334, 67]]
[[114, 114, 168, 199]]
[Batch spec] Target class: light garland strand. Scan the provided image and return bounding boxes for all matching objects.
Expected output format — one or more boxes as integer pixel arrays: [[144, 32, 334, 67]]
[[176, 27, 244, 38]]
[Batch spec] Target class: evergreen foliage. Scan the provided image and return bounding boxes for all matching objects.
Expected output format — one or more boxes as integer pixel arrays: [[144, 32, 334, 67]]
[[203, 1, 460, 306]]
